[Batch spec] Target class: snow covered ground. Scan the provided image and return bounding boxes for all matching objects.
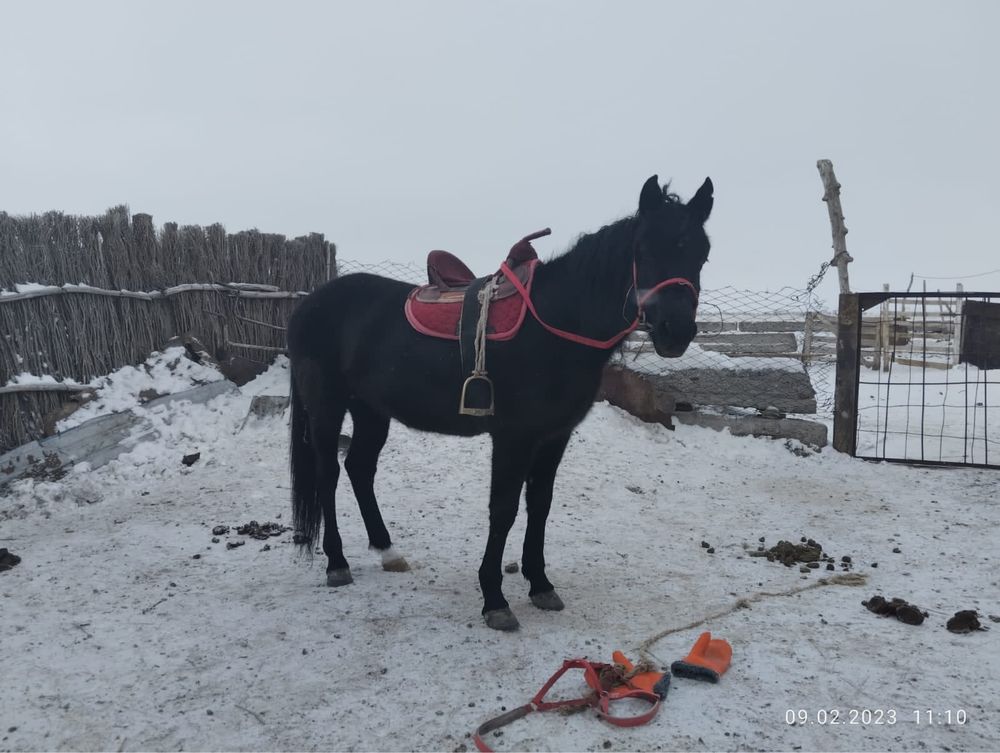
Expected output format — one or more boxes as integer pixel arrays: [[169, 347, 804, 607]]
[[1, 352, 999, 752], [856, 362, 999, 466]]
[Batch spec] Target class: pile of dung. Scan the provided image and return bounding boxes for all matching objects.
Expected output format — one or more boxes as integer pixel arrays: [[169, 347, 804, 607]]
[[946, 610, 988, 633], [236, 520, 291, 539], [747, 536, 854, 573], [763, 539, 823, 566], [863, 595, 928, 625]]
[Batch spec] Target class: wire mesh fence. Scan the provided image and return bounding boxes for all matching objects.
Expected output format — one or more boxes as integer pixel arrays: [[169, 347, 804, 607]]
[[618, 286, 835, 416], [851, 291, 999, 468], [336, 259, 836, 416]]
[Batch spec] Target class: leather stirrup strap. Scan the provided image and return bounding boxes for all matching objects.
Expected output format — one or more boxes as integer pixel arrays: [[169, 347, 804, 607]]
[[458, 276, 492, 377]]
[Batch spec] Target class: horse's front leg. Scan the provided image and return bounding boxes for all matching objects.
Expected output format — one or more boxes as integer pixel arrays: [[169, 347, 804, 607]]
[[522, 431, 571, 611], [479, 433, 535, 631]]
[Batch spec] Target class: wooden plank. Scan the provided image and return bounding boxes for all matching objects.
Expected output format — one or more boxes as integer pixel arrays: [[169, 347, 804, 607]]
[[894, 357, 953, 370], [0, 282, 309, 305], [0, 381, 238, 487], [0, 383, 94, 396], [0, 412, 142, 485]]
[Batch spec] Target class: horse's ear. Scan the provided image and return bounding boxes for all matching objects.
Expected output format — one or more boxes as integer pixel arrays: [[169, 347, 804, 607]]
[[688, 177, 714, 225], [638, 175, 662, 215]]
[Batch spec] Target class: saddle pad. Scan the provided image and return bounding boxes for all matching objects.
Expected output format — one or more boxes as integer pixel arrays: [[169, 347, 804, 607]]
[[405, 259, 539, 341]]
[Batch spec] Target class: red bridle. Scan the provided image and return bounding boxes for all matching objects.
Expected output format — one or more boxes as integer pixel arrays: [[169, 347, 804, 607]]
[[499, 258, 698, 350]]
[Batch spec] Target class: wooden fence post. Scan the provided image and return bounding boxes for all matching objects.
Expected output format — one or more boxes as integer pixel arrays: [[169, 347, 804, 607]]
[[833, 292, 860, 454], [817, 159, 853, 295], [955, 283, 965, 365], [802, 312, 815, 365], [879, 283, 892, 371]]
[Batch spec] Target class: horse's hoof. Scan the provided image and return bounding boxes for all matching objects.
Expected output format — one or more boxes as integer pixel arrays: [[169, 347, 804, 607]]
[[530, 590, 565, 611], [382, 557, 411, 573], [326, 568, 354, 587], [483, 608, 520, 631]]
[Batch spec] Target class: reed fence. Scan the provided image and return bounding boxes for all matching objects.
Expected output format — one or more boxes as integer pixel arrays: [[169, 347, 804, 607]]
[[0, 206, 333, 453]]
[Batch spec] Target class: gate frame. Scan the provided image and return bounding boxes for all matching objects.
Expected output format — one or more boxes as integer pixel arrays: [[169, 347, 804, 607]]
[[833, 290, 999, 469]]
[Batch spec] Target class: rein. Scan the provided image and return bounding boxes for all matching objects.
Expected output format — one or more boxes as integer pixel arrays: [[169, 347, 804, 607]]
[[472, 658, 662, 752], [499, 259, 698, 350]]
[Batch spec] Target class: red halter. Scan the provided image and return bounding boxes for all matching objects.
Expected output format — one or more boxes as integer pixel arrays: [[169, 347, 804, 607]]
[[498, 258, 698, 350]]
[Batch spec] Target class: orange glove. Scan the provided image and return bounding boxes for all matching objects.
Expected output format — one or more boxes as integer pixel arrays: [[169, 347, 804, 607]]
[[670, 632, 732, 683]]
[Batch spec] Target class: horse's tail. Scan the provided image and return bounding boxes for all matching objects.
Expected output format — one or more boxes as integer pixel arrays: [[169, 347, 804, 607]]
[[289, 369, 321, 552]]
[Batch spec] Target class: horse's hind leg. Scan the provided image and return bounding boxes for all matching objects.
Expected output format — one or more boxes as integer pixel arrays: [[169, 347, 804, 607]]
[[345, 400, 409, 572], [296, 361, 352, 586], [522, 432, 571, 611], [310, 405, 352, 586]]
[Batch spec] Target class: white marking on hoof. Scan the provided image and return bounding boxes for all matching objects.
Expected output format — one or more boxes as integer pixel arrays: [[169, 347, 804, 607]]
[[379, 547, 411, 572]]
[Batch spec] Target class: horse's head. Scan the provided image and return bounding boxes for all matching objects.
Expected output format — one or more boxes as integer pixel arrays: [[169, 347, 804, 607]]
[[633, 174, 713, 357]]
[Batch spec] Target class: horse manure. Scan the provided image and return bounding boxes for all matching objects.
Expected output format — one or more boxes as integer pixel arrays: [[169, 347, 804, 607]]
[[762, 540, 822, 566], [504, 562, 519, 574], [862, 594, 927, 625], [947, 610, 987, 633], [706, 547, 715, 554], [226, 540, 245, 550], [181, 452, 201, 467], [700, 541, 711, 549], [0, 548, 21, 572], [236, 520, 291, 539], [895, 604, 926, 625], [211, 525, 229, 536]]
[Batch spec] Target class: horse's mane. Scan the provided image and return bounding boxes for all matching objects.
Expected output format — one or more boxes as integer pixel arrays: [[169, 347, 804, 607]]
[[543, 185, 683, 301]]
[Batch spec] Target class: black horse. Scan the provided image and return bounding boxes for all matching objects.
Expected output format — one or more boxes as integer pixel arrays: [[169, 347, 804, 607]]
[[288, 175, 713, 630]]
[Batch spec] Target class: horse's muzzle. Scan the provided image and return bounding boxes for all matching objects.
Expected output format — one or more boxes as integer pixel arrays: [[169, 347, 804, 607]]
[[649, 320, 696, 358]]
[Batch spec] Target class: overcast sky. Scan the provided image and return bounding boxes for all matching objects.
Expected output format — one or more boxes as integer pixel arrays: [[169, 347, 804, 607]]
[[2, 1, 997, 306]]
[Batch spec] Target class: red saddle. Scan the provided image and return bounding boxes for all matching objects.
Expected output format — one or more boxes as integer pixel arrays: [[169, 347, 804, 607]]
[[405, 229, 550, 341]]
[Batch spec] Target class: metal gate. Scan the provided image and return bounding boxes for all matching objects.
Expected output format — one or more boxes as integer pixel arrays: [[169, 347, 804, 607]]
[[833, 291, 1000, 468]]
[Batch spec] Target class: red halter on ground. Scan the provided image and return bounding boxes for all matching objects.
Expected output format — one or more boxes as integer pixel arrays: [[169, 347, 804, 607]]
[[472, 658, 662, 753], [498, 258, 699, 350]]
